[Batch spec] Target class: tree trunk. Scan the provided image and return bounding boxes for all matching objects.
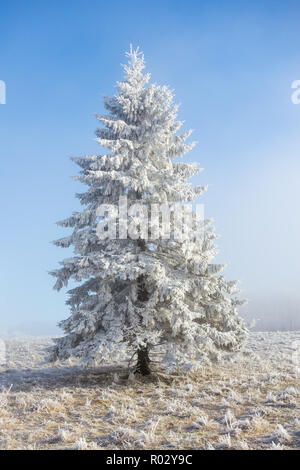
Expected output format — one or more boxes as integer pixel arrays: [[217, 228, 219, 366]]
[[137, 274, 149, 301], [135, 345, 151, 375], [135, 229, 151, 375]]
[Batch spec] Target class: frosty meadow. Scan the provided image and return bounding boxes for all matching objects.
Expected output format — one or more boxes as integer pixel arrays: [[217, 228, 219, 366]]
[[50, 47, 247, 375]]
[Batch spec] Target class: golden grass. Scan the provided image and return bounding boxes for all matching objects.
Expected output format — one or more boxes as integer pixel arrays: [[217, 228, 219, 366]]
[[0, 332, 299, 450]]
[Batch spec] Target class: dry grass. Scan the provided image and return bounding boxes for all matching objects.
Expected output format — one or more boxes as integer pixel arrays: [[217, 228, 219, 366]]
[[0, 332, 299, 450]]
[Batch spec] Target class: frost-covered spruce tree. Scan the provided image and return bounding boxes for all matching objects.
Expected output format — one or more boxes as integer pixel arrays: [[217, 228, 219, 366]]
[[51, 46, 247, 375]]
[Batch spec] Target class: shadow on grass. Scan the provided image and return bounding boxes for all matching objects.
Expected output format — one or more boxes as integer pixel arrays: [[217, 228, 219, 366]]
[[0, 363, 129, 392]]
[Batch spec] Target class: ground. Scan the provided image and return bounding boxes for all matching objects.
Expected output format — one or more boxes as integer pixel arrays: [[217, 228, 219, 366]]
[[0, 332, 299, 450]]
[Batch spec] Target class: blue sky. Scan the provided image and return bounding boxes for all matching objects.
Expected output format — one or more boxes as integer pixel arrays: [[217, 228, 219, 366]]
[[1, 0, 300, 333]]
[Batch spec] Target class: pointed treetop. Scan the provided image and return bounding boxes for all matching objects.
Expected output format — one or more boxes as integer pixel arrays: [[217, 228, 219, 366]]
[[125, 44, 144, 61], [121, 45, 148, 84]]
